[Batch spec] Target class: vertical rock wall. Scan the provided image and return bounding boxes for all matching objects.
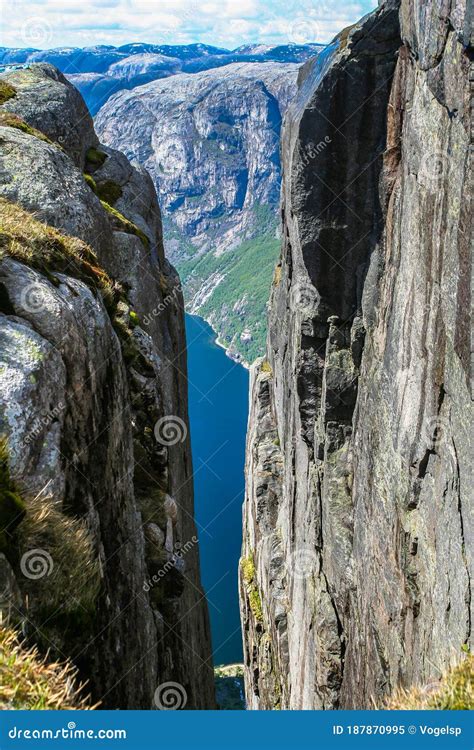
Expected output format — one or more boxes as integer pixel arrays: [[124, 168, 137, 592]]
[[241, 0, 472, 710], [0, 65, 214, 708]]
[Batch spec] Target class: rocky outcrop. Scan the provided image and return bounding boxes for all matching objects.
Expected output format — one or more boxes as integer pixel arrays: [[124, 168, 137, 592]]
[[95, 63, 301, 363], [0, 64, 214, 709], [241, 0, 472, 710]]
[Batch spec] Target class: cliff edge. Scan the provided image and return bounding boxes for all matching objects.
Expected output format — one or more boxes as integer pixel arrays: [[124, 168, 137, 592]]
[[0, 64, 214, 709], [241, 0, 472, 709]]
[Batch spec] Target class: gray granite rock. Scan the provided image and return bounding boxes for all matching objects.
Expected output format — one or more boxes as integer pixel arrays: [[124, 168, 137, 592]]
[[0, 65, 214, 709], [241, 0, 472, 709]]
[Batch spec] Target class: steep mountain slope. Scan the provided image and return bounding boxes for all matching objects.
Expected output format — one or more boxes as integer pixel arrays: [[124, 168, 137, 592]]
[[96, 62, 301, 364], [240, 0, 472, 710], [0, 64, 214, 709]]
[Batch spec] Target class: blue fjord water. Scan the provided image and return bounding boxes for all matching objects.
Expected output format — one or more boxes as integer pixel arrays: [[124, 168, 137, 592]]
[[185, 314, 249, 665]]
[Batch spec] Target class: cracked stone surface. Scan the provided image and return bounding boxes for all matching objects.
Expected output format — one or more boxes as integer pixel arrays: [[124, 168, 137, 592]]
[[241, 0, 472, 710], [0, 65, 214, 709]]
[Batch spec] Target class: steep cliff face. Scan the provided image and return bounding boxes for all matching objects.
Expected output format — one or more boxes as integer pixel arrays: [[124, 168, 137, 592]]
[[95, 63, 301, 363], [241, 0, 472, 710], [0, 64, 214, 709]]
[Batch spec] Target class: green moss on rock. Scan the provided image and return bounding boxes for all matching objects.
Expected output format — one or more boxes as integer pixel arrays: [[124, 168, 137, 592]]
[[83, 173, 97, 193], [241, 553, 263, 623], [101, 200, 150, 250], [0, 112, 53, 145], [129, 310, 140, 327], [248, 588, 263, 622], [96, 180, 123, 206], [241, 554, 256, 585], [85, 146, 107, 166]]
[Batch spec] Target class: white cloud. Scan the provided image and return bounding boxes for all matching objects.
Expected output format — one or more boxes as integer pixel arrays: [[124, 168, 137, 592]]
[[0, 0, 378, 50]]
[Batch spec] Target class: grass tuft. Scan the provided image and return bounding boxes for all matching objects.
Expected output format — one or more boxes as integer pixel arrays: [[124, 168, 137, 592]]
[[0, 627, 94, 709], [0, 112, 53, 145], [0, 80, 16, 105], [19, 490, 101, 620], [386, 653, 473, 710], [0, 438, 26, 553], [101, 200, 149, 250], [0, 197, 118, 313]]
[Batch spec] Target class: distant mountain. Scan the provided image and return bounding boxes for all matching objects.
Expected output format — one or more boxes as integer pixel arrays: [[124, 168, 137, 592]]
[[95, 62, 302, 363], [0, 43, 323, 113], [0, 42, 321, 361]]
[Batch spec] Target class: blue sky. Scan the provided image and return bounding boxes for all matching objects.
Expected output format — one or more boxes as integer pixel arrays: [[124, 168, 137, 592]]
[[0, 0, 377, 50]]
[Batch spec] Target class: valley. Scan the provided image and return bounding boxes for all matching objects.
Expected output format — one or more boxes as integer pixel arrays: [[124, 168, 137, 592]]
[[0, 0, 471, 716]]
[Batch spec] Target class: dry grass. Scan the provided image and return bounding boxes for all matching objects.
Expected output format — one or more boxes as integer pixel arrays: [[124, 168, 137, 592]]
[[337, 23, 357, 51], [0, 627, 94, 709], [19, 490, 101, 619], [273, 264, 282, 287], [0, 197, 117, 311], [0, 80, 16, 105], [386, 653, 473, 710]]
